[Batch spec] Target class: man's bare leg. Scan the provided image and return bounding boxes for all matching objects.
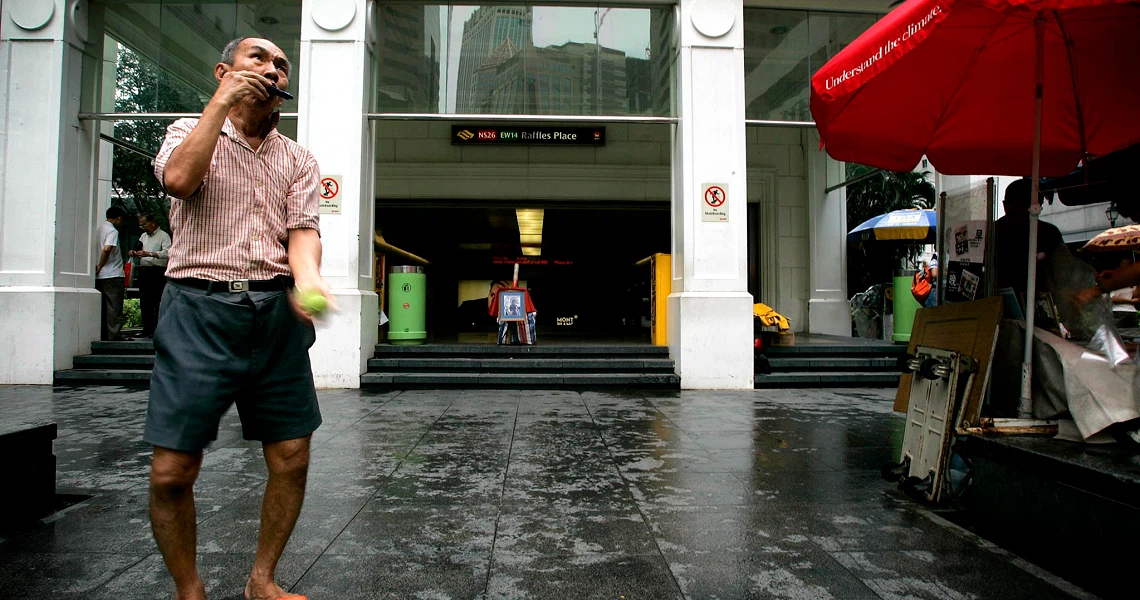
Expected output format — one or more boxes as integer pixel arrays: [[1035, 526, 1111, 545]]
[[246, 436, 311, 600], [151, 447, 206, 600]]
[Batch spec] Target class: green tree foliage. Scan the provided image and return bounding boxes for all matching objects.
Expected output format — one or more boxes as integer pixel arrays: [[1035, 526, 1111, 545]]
[[846, 164, 936, 229], [846, 165, 937, 295], [110, 43, 204, 232]]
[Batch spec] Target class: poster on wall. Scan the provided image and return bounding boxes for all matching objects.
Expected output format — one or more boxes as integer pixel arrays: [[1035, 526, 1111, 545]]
[[944, 220, 987, 302]]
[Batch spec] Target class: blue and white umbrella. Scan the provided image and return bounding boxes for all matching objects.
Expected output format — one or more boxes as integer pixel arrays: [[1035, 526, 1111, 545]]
[[848, 209, 936, 245]]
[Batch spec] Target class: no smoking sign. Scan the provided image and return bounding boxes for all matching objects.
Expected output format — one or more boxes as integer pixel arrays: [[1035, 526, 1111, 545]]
[[701, 183, 729, 222], [318, 174, 343, 215]]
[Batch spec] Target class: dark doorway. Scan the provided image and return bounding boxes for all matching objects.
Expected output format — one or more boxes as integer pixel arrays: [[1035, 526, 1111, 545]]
[[376, 202, 670, 342]]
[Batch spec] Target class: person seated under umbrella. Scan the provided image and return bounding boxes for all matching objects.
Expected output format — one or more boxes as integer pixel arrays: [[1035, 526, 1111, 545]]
[[995, 178, 1065, 295]]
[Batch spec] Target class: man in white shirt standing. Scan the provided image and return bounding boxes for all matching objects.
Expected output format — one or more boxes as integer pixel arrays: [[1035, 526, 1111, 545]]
[[130, 212, 172, 338], [96, 206, 128, 340]]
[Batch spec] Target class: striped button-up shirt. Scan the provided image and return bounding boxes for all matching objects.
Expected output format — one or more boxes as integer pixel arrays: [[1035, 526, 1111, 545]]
[[153, 115, 321, 282]]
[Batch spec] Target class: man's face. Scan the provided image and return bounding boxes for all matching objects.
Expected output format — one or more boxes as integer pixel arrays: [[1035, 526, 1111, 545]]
[[220, 38, 292, 104], [1002, 200, 1027, 217], [139, 218, 158, 234]]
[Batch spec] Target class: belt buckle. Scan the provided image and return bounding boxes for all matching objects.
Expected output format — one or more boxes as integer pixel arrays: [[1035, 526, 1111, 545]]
[[228, 279, 250, 293]]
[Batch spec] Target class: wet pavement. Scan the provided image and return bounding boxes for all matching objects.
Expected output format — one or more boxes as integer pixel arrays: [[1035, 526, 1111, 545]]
[[0, 386, 1092, 599]]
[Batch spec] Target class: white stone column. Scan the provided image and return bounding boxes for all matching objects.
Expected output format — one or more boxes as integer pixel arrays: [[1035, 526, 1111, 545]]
[[298, 0, 378, 388], [806, 129, 851, 336], [667, 0, 753, 389], [0, 0, 103, 384]]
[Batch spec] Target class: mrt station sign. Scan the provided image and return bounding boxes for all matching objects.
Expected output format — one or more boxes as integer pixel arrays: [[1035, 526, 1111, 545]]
[[452, 125, 605, 146]]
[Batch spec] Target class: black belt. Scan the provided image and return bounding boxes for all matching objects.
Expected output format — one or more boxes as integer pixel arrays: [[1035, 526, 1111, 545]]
[[172, 276, 292, 293]]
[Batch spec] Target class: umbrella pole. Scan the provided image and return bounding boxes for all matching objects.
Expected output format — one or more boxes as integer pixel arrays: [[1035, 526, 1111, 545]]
[[1018, 13, 1047, 419]]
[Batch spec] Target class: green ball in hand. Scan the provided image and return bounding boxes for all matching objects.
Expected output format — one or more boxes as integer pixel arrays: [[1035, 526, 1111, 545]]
[[296, 288, 328, 316]]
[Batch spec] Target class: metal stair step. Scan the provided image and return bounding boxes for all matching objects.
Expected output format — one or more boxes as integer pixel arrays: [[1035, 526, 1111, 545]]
[[765, 357, 898, 371], [360, 372, 681, 388], [764, 344, 906, 357], [367, 357, 676, 372], [372, 344, 669, 358], [91, 340, 155, 355], [54, 369, 152, 385], [754, 371, 900, 388], [73, 355, 154, 369]]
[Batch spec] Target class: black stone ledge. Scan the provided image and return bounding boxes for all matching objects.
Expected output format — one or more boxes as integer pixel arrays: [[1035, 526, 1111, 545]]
[[962, 433, 1140, 509], [0, 421, 57, 447]]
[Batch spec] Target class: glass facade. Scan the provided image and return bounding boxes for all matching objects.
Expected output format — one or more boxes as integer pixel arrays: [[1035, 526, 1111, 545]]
[[375, 3, 676, 116], [743, 9, 878, 122], [100, 1, 304, 117], [92, 1, 304, 230]]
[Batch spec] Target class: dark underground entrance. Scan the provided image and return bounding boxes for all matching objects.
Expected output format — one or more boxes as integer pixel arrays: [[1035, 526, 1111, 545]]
[[376, 201, 670, 344]]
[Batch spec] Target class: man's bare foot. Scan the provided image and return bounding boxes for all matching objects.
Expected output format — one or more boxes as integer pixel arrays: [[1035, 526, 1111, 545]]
[[245, 578, 307, 600], [174, 578, 207, 600]]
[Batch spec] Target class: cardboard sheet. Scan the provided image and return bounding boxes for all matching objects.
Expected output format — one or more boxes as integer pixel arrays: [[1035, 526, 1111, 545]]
[[894, 297, 1004, 428]]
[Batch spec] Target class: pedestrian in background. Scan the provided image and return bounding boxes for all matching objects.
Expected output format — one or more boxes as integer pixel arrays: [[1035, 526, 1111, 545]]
[[130, 212, 172, 338], [96, 206, 128, 341]]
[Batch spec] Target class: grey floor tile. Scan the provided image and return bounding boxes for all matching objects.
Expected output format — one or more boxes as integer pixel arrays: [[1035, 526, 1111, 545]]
[[666, 548, 881, 600], [487, 553, 683, 600], [641, 505, 808, 554], [733, 469, 898, 506], [0, 551, 146, 600], [831, 550, 1082, 600], [295, 553, 489, 599], [707, 448, 838, 473], [86, 552, 318, 600], [627, 471, 754, 507], [323, 501, 497, 557], [493, 503, 657, 557]]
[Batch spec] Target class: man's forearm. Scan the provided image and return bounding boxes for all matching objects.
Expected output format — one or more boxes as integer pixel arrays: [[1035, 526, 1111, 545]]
[[163, 100, 230, 197], [96, 247, 112, 272], [1101, 263, 1140, 293], [287, 228, 322, 285]]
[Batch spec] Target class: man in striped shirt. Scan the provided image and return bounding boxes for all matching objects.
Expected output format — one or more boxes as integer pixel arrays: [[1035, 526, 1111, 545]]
[[146, 37, 325, 600]]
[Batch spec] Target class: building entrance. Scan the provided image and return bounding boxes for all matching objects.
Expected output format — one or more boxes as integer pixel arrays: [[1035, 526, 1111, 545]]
[[376, 202, 669, 343]]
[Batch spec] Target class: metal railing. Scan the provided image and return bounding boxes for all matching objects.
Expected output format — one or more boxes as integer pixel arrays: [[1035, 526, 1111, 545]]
[[367, 112, 678, 124], [78, 112, 300, 121], [79, 112, 818, 129], [744, 119, 817, 128]]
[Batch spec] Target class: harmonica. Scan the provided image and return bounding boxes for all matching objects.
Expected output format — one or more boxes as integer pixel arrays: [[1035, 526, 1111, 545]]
[[267, 85, 293, 100]]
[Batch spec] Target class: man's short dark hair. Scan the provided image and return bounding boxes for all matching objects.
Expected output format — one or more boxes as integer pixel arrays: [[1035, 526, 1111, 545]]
[[1004, 178, 1030, 208], [139, 212, 156, 223], [1004, 178, 1036, 209], [106, 206, 128, 220], [221, 37, 252, 65]]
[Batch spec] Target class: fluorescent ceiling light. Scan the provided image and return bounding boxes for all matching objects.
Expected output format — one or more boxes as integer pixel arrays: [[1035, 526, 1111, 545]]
[[516, 208, 544, 256]]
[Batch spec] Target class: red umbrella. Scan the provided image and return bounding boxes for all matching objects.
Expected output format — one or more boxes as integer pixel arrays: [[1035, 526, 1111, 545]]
[[811, 0, 1140, 177], [810, 0, 1140, 417]]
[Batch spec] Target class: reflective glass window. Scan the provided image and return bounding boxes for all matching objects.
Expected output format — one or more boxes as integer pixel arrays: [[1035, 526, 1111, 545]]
[[94, 1, 303, 232], [376, 3, 675, 116], [744, 9, 879, 122], [101, 1, 303, 117]]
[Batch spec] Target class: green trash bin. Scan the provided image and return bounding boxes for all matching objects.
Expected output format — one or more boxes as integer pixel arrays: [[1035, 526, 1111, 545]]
[[388, 266, 426, 345], [892, 270, 922, 344]]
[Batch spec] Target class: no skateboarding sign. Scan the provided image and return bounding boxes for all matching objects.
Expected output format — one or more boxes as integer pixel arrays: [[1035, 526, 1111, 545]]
[[318, 175, 342, 214], [702, 183, 729, 222]]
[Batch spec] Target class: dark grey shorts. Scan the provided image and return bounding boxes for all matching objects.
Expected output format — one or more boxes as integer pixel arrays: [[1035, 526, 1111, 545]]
[[143, 281, 322, 452]]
